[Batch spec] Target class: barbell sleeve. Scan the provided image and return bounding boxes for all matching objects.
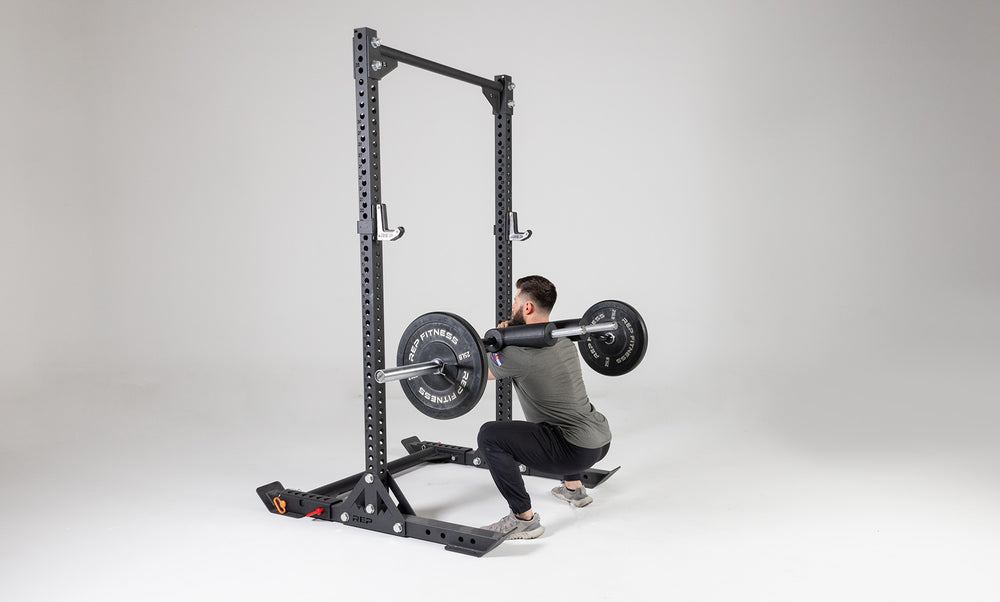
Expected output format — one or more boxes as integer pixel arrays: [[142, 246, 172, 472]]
[[551, 321, 618, 341], [375, 359, 445, 384]]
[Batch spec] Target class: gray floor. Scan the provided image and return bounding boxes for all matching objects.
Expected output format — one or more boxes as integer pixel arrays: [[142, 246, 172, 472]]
[[3, 339, 998, 601]]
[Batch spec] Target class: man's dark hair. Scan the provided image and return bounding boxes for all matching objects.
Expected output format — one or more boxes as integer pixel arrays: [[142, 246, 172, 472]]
[[516, 275, 557, 313]]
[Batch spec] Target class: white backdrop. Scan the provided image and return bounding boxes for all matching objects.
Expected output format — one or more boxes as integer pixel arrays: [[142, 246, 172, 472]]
[[3, 1, 999, 600]]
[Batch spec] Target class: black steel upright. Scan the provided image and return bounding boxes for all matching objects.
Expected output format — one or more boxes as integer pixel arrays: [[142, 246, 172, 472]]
[[355, 28, 389, 483], [493, 78, 515, 422]]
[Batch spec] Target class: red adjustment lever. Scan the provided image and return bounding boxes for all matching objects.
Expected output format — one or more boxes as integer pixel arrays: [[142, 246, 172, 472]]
[[305, 508, 324, 518]]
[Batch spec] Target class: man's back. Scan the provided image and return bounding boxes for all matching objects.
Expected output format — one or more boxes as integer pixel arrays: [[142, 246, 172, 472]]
[[494, 339, 611, 448]]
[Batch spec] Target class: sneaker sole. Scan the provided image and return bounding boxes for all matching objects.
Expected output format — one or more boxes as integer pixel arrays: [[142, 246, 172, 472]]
[[552, 492, 594, 507], [507, 525, 545, 540]]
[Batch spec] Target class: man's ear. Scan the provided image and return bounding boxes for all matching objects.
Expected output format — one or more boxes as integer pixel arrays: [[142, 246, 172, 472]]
[[523, 301, 535, 316]]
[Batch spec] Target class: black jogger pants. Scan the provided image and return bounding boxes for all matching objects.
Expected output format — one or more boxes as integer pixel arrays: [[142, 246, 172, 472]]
[[477, 420, 610, 515]]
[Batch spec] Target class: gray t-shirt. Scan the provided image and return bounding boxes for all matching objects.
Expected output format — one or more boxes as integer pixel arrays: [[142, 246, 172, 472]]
[[489, 338, 612, 449]]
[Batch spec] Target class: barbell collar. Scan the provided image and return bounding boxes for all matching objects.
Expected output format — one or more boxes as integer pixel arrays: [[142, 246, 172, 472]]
[[375, 359, 445, 384]]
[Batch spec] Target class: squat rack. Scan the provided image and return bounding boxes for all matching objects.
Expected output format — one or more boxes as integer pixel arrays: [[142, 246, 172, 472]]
[[256, 27, 616, 557]]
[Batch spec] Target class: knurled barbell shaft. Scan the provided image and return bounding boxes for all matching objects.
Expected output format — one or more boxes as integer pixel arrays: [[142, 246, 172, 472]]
[[375, 359, 445, 384]]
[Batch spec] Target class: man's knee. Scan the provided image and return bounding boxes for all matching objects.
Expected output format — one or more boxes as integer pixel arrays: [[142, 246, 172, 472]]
[[477, 421, 500, 449]]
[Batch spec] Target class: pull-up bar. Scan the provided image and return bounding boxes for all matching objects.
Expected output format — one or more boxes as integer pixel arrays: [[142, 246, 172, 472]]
[[365, 34, 513, 114], [376, 42, 504, 92]]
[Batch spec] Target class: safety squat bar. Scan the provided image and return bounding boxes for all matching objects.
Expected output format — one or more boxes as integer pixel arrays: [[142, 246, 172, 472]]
[[256, 27, 618, 557]]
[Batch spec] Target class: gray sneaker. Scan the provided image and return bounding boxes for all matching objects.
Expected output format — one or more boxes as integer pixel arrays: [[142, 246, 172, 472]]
[[480, 512, 545, 539], [551, 483, 593, 507]]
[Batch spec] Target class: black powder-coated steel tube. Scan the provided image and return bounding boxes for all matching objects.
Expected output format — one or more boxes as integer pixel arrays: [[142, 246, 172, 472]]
[[379, 45, 503, 91]]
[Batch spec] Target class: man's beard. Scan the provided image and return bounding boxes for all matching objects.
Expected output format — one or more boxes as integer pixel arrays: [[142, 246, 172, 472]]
[[509, 307, 526, 326]]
